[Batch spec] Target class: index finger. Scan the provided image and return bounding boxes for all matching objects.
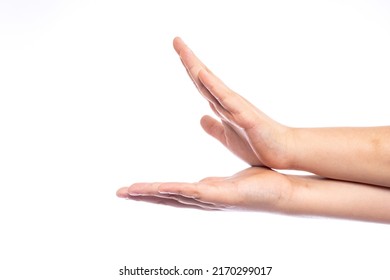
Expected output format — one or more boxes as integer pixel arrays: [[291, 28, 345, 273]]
[[173, 37, 216, 102], [173, 37, 208, 70]]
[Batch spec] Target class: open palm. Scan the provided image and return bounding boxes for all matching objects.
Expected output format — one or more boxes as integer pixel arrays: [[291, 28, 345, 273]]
[[174, 37, 292, 169], [117, 167, 292, 211]]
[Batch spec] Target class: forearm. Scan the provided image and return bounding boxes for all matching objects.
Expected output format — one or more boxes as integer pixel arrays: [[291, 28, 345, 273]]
[[289, 126, 390, 187], [283, 174, 390, 223]]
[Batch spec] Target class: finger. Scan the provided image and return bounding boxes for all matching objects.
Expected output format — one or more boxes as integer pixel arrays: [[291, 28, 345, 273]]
[[127, 182, 162, 196], [208, 102, 223, 119], [116, 187, 129, 198], [157, 182, 202, 199], [155, 193, 223, 210], [127, 181, 217, 204], [173, 37, 209, 70], [172, 36, 185, 55], [157, 182, 236, 208], [198, 69, 258, 129], [198, 68, 242, 113], [126, 194, 212, 210], [200, 115, 227, 146], [200, 115, 262, 166], [125, 181, 231, 209], [173, 37, 218, 104], [201, 114, 249, 150], [208, 100, 235, 125], [121, 184, 222, 210]]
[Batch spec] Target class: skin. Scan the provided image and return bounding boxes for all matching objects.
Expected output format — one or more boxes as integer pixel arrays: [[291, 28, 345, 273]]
[[116, 168, 390, 223], [116, 37, 390, 223]]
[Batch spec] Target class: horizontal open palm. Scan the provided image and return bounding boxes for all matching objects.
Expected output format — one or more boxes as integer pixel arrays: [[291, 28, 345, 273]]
[[117, 167, 291, 211]]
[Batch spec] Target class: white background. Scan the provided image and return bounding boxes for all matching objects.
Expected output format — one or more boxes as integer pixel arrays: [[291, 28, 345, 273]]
[[1, 1, 390, 279]]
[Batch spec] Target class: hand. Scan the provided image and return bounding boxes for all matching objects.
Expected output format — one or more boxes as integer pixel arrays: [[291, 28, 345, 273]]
[[117, 166, 390, 223], [116, 38, 390, 223], [116, 167, 292, 211], [173, 37, 293, 169]]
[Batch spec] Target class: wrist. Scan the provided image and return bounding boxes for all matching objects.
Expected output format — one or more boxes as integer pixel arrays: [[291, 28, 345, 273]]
[[277, 126, 300, 170], [286, 127, 307, 171]]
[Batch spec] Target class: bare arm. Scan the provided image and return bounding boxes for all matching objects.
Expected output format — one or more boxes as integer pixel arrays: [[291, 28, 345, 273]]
[[287, 174, 390, 223], [291, 127, 390, 187], [117, 167, 390, 223]]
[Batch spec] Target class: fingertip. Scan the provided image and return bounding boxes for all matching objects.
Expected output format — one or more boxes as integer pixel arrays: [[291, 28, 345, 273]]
[[199, 68, 230, 94], [173, 36, 184, 54], [200, 115, 218, 132], [200, 115, 210, 131], [173, 36, 180, 46], [116, 187, 129, 198], [200, 115, 226, 145], [173, 36, 182, 44], [200, 114, 212, 126]]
